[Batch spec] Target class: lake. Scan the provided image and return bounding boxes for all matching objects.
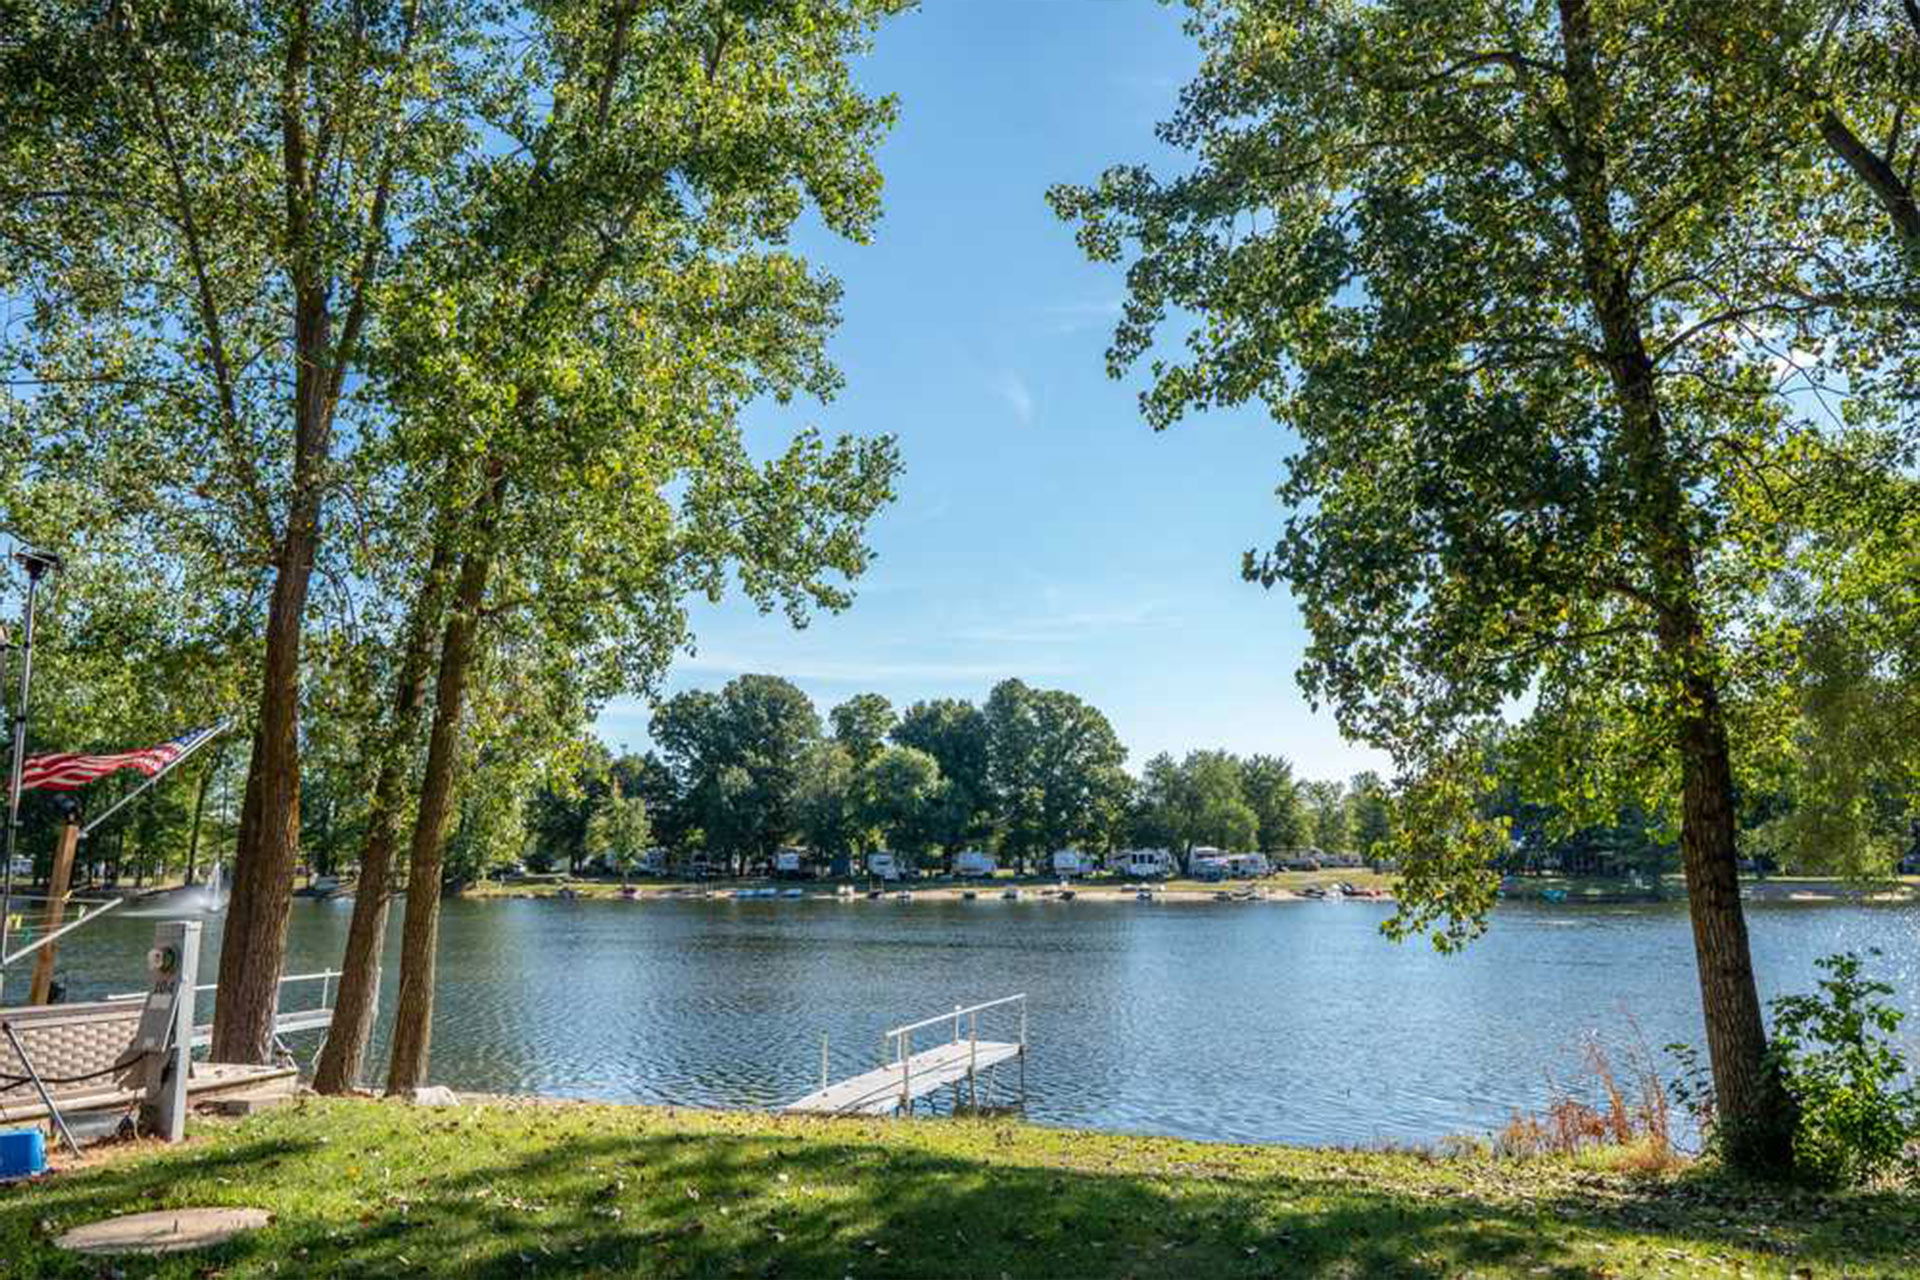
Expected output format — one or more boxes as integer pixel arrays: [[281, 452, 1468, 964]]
[[41, 894, 1920, 1147]]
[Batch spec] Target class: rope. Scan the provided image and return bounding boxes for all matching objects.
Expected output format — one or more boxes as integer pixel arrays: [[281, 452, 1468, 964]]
[[0, 1050, 153, 1090]]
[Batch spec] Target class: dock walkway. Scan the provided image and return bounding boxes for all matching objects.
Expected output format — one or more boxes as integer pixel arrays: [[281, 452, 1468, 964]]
[[785, 994, 1026, 1117]]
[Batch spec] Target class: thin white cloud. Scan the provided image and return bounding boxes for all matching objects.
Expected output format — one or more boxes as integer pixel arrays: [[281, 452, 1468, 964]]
[[1040, 298, 1124, 335], [991, 370, 1035, 425]]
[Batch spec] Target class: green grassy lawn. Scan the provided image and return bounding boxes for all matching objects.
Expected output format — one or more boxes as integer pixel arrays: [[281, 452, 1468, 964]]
[[3, 1098, 1915, 1278]]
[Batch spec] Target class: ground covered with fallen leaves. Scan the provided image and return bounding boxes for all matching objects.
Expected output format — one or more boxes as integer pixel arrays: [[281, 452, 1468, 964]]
[[1, 1096, 1914, 1277]]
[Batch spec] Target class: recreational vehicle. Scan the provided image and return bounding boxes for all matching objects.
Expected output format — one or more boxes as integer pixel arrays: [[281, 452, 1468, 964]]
[[1191, 848, 1271, 880], [1112, 848, 1174, 879], [953, 849, 997, 878], [1051, 848, 1094, 877]]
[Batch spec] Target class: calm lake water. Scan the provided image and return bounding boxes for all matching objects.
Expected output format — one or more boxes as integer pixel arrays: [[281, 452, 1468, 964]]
[[43, 895, 1920, 1147]]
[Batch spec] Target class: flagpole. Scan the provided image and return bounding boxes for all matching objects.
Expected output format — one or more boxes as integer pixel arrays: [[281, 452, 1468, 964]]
[[1, 548, 60, 1002], [79, 719, 234, 841]]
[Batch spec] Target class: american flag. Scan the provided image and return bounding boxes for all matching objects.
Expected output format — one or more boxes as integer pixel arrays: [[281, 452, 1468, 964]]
[[18, 725, 221, 792]]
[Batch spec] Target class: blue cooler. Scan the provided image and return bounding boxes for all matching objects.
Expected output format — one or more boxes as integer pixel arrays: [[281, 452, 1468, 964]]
[[0, 1128, 47, 1179]]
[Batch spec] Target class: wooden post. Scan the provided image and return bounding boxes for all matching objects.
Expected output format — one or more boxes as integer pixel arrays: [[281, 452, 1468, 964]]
[[26, 820, 79, 1004]]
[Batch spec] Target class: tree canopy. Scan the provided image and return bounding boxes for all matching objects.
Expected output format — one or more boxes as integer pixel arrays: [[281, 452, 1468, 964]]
[[1052, 0, 1918, 1172]]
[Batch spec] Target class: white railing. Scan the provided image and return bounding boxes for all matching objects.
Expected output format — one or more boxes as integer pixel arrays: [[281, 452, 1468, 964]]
[[108, 969, 340, 1053], [107, 969, 341, 1006], [884, 993, 1026, 1111]]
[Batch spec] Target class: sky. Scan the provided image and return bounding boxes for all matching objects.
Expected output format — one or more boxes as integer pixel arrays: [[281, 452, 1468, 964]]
[[594, 1, 1386, 781]]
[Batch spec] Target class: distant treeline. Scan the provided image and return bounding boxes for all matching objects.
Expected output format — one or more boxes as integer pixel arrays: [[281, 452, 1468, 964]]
[[17, 671, 1911, 891], [522, 674, 1396, 877]]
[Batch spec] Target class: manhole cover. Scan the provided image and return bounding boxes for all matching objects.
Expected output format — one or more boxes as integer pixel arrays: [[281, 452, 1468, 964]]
[[55, 1207, 271, 1255]]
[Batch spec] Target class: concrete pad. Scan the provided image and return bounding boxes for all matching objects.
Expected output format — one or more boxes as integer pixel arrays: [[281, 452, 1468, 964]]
[[56, 1207, 271, 1255], [206, 1083, 295, 1117]]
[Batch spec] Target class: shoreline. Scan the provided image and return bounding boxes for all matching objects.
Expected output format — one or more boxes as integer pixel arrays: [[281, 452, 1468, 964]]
[[448, 871, 1920, 907], [457, 875, 1396, 905]]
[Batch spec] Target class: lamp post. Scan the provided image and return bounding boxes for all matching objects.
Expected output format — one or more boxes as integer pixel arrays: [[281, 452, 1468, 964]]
[[1, 548, 61, 1003]]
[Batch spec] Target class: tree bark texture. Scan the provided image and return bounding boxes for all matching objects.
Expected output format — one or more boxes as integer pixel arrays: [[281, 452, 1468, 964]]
[[1555, 0, 1791, 1172], [313, 535, 455, 1093], [385, 471, 505, 1093]]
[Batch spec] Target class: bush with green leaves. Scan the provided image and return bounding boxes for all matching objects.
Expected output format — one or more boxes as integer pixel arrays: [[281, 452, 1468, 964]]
[[1766, 951, 1920, 1186]]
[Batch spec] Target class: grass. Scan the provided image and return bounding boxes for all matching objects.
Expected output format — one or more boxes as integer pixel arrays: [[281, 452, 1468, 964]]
[[3, 1098, 1916, 1278]]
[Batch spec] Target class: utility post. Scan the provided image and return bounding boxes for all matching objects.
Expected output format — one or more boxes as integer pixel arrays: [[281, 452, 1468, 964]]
[[131, 919, 201, 1142], [0, 548, 60, 1005]]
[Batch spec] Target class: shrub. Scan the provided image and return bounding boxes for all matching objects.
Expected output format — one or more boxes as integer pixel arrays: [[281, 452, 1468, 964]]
[[1765, 950, 1920, 1187], [1492, 1026, 1681, 1171]]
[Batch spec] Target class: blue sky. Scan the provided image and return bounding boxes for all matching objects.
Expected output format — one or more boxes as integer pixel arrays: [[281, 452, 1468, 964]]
[[596, 1, 1384, 782]]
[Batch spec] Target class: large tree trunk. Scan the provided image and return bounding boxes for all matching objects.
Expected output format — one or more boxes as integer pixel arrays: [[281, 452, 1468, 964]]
[[210, 10, 334, 1064], [211, 543, 316, 1062], [312, 536, 454, 1094], [1555, 0, 1791, 1173], [207, 1, 406, 1063], [386, 475, 503, 1093], [1664, 611, 1792, 1169]]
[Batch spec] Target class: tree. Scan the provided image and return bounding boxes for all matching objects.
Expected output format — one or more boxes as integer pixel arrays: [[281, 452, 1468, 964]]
[[1242, 754, 1307, 853], [794, 741, 861, 865], [1348, 772, 1393, 861], [375, 0, 905, 1095], [854, 745, 943, 868], [984, 680, 1129, 871], [653, 676, 825, 874], [3, 0, 479, 1064], [1053, 0, 1915, 1168], [830, 693, 895, 765], [525, 743, 615, 873], [1750, 476, 1920, 877], [1128, 753, 1186, 853], [1181, 751, 1257, 855], [585, 788, 652, 886], [891, 698, 992, 853], [1303, 781, 1349, 857]]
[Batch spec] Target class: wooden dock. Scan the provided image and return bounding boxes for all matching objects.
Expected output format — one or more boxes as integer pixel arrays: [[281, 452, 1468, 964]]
[[785, 994, 1027, 1117]]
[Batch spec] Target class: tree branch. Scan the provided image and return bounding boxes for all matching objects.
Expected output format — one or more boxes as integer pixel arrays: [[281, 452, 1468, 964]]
[[1819, 108, 1920, 254], [112, 1, 273, 539]]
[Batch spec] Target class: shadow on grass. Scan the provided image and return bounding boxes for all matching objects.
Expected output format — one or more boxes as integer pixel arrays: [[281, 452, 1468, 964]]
[[272, 1127, 1561, 1279], [3, 1115, 1917, 1279], [0, 1137, 320, 1277]]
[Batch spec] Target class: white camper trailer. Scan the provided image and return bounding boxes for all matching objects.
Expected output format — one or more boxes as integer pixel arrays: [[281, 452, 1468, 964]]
[[953, 849, 997, 878], [1113, 848, 1174, 879], [1051, 848, 1093, 877]]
